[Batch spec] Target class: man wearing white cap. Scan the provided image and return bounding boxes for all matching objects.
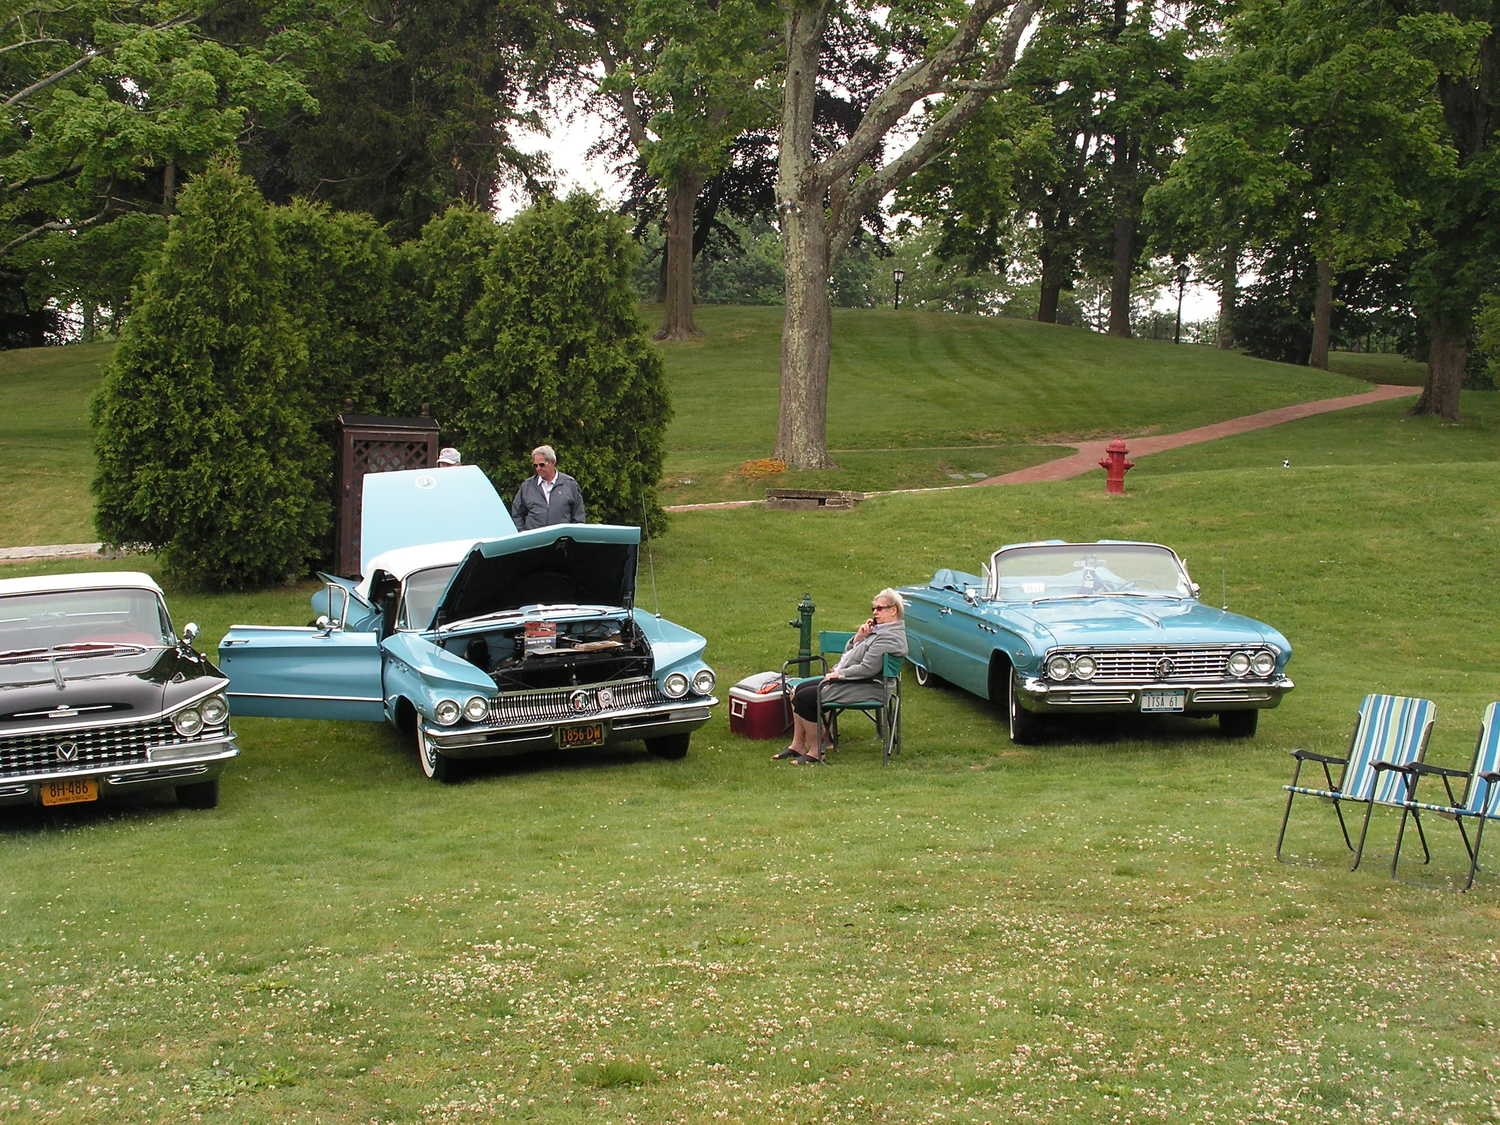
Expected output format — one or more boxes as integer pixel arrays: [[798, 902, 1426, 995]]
[[436, 447, 462, 467]]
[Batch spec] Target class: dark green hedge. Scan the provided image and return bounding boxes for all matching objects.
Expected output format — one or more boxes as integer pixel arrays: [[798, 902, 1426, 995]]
[[91, 167, 669, 589]]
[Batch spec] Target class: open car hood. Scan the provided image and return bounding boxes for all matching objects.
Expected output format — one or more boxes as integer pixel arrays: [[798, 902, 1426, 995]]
[[430, 524, 641, 629], [359, 466, 516, 577]]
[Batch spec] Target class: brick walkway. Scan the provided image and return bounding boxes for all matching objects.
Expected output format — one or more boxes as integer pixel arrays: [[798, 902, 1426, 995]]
[[976, 383, 1418, 485], [0, 384, 1422, 555]]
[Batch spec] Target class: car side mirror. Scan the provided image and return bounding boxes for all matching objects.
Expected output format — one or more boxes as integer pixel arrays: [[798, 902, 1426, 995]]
[[180, 622, 199, 647], [320, 584, 351, 631], [963, 586, 981, 606]]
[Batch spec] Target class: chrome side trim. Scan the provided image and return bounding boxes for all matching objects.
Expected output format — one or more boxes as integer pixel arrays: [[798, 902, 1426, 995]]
[[226, 690, 383, 705]]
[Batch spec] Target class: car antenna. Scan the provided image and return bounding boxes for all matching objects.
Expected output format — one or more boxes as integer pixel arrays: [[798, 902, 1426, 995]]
[[641, 499, 662, 616], [1221, 565, 1228, 610]]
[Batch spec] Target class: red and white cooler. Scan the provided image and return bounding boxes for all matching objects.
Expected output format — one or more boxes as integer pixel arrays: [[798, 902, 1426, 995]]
[[728, 671, 790, 739]]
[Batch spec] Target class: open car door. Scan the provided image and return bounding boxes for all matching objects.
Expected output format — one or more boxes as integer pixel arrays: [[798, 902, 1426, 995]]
[[219, 583, 385, 721]]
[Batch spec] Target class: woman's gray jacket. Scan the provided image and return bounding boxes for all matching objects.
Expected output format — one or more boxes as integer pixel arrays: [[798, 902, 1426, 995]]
[[819, 623, 907, 707]]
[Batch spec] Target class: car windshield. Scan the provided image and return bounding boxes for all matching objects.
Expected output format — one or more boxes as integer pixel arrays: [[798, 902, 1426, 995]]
[[990, 544, 1192, 601], [0, 587, 173, 656], [398, 566, 459, 630]]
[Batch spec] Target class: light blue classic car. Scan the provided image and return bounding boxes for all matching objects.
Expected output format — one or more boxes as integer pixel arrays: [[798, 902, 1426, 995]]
[[900, 540, 1293, 743], [218, 466, 717, 780]]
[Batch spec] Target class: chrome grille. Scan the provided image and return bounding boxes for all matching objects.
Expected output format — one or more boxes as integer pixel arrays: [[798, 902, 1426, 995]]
[[487, 678, 674, 725], [0, 717, 176, 777], [1058, 648, 1235, 682]]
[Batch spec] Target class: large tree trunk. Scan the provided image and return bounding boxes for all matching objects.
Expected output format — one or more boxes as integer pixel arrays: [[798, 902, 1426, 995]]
[[1216, 243, 1238, 349], [657, 173, 705, 340], [775, 207, 835, 469], [773, 1, 834, 469], [1107, 212, 1133, 337], [1309, 256, 1334, 369], [1106, 132, 1137, 338], [1037, 240, 1066, 323], [1411, 317, 1466, 420], [772, 0, 1035, 467]]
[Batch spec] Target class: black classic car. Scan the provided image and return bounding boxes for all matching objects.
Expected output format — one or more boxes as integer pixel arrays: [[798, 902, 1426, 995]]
[[0, 571, 238, 809]]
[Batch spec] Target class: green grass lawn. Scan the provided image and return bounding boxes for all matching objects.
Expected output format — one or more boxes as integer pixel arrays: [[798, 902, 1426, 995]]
[[0, 309, 1422, 542], [2, 313, 1498, 1124]]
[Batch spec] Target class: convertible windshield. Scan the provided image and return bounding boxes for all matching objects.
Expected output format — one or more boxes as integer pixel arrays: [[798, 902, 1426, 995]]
[[0, 587, 173, 654], [398, 566, 459, 630], [990, 544, 1192, 601]]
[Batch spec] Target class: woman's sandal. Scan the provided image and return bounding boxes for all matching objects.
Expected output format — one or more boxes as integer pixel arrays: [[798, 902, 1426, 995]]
[[771, 746, 799, 760], [792, 753, 827, 765]]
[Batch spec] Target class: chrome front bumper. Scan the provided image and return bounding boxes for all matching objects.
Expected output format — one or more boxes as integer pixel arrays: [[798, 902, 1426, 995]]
[[0, 737, 239, 807], [425, 700, 717, 760], [1016, 677, 1294, 714]]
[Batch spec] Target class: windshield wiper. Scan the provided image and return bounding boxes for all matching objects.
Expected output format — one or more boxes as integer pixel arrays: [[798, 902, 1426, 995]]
[[0, 646, 51, 663], [0, 641, 147, 665], [53, 640, 148, 652], [1027, 591, 1179, 604]]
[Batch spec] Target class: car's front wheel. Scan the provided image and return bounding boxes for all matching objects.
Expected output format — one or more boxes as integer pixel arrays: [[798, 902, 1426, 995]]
[[415, 725, 456, 782], [645, 733, 690, 759], [1219, 709, 1259, 738], [1005, 669, 1043, 745], [176, 779, 219, 808], [912, 662, 933, 687]]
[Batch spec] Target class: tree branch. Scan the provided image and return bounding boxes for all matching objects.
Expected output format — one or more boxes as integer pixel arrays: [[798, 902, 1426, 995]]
[[4, 13, 199, 110], [816, 0, 1017, 193], [831, 0, 1039, 249]]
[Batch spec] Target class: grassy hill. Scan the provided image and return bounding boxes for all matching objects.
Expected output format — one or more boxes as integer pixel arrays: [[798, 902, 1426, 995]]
[[0, 306, 1448, 544], [2, 310, 1500, 1122]]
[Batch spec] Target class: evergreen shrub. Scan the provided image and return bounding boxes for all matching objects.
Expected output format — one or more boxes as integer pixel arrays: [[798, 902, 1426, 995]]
[[447, 194, 669, 534], [91, 162, 327, 589]]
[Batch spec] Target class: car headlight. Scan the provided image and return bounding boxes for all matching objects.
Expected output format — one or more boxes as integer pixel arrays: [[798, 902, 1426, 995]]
[[433, 699, 462, 726], [663, 672, 689, 698], [1251, 651, 1276, 677], [1072, 655, 1097, 680], [1227, 651, 1251, 676], [464, 696, 490, 722], [691, 668, 716, 695], [199, 693, 230, 726], [1046, 655, 1073, 680], [172, 706, 204, 737]]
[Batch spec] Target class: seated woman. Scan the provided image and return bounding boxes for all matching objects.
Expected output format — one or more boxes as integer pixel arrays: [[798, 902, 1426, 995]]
[[776, 588, 908, 765]]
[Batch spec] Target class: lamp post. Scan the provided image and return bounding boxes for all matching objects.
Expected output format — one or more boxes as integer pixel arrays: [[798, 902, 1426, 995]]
[[1173, 262, 1190, 344], [892, 267, 905, 310]]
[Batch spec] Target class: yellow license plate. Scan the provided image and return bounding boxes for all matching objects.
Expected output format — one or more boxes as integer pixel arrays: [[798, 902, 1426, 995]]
[[41, 777, 99, 806], [557, 721, 605, 749]]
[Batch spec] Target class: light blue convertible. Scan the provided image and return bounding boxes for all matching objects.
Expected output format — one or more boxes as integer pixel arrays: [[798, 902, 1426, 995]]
[[900, 540, 1293, 743], [219, 467, 717, 780]]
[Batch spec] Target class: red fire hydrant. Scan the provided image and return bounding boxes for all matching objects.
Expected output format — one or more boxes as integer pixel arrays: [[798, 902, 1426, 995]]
[[1098, 438, 1134, 494]]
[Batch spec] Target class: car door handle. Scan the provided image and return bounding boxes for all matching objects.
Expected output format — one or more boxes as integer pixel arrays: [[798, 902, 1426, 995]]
[[938, 607, 951, 615]]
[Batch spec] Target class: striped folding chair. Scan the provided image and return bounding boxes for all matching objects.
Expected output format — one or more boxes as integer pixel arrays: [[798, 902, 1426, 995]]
[[1391, 702, 1500, 891], [1275, 694, 1437, 870]]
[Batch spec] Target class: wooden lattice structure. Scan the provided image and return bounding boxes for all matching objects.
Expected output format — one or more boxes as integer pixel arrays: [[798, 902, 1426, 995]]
[[334, 413, 440, 577]]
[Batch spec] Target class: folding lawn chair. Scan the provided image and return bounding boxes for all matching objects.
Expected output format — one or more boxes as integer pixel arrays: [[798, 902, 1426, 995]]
[[820, 651, 904, 765], [782, 630, 905, 765], [1391, 702, 1500, 891], [1275, 693, 1436, 870]]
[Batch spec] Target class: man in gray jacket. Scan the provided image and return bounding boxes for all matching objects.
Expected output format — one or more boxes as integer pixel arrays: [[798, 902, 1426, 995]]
[[511, 445, 586, 530]]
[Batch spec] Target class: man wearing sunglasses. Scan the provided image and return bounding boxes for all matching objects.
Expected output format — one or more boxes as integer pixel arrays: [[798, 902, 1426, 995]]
[[510, 444, 587, 530]]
